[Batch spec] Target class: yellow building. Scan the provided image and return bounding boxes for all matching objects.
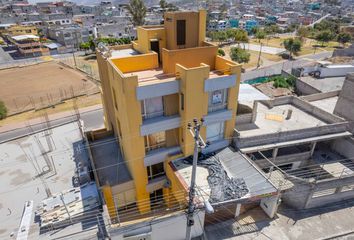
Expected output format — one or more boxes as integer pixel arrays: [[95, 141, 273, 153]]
[[0, 24, 38, 37], [95, 10, 242, 218]]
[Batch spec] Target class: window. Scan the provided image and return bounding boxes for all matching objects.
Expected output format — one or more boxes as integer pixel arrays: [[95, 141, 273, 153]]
[[147, 163, 165, 181], [208, 89, 228, 112], [144, 131, 166, 152], [176, 20, 186, 46], [141, 96, 164, 119], [206, 122, 225, 142], [112, 88, 118, 110], [180, 93, 184, 111]]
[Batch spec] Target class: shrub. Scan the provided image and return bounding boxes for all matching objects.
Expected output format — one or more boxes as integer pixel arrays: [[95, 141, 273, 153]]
[[217, 48, 225, 56], [267, 76, 296, 89], [0, 100, 7, 120]]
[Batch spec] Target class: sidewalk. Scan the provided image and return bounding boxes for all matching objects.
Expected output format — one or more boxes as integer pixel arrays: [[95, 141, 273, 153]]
[[0, 104, 103, 133]]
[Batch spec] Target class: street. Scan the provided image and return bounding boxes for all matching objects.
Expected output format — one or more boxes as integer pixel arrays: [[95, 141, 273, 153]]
[[242, 51, 332, 81], [0, 108, 104, 143]]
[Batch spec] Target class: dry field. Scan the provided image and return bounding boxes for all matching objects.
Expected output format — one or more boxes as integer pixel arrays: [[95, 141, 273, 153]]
[[0, 61, 99, 114]]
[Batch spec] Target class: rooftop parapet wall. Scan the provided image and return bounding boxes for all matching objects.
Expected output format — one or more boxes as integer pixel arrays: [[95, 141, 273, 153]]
[[300, 90, 341, 102], [162, 42, 218, 74], [259, 96, 345, 124], [111, 52, 159, 74], [235, 122, 349, 149]]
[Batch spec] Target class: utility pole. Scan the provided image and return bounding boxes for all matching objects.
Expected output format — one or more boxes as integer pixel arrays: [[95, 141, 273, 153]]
[[186, 118, 208, 240], [256, 43, 263, 69]]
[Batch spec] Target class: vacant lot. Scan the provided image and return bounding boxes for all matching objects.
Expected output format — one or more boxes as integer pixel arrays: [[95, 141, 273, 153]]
[[0, 61, 99, 114]]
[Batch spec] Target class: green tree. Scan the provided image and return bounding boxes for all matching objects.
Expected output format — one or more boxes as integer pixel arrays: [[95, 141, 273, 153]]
[[234, 29, 249, 48], [297, 26, 309, 42], [127, 0, 147, 26], [337, 32, 352, 47], [230, 47, 250, 64], [0, 100, 7, 120], [283, 38, 302, 58], [315, 30, 334, 46], [314, 19, 340, 34], [159, 0, 178, 12], [80, 42, 90, 54], [255, 29, 266, 42], [217, 48, 225, 56]]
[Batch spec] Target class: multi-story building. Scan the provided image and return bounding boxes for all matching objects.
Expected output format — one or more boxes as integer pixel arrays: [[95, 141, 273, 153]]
[[95, 10, 242, 215], [0, 23, 37, 36], [47, 25, 92, 50]]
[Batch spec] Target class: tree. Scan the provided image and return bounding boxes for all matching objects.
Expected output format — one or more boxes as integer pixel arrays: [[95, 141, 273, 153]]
[[337, 32, 352, 47], [159, 0, 178, 12], [217, 48, 225, 56], [0, 100, 7, 120], [229, 47, 250, 64], [234, 29, 249, 48], [255, 29, 266, 42], [283, 38, 302, 58], [127, 0, 146, 26], [315, 30, 334, 46], [297, 26, 309, 42], [80, 42, 91, 54]]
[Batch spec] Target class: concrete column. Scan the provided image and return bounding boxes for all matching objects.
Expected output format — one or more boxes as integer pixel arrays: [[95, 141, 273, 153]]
[[272, 148, 279, 161], [304, 186, 316, 209], [251, 101, 258, 123], [310, 142, 317, 156], [235, 203, 242, 218]]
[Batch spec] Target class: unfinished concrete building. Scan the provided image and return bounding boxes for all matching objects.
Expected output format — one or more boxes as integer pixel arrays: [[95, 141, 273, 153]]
[[234, 95, 354, 209]]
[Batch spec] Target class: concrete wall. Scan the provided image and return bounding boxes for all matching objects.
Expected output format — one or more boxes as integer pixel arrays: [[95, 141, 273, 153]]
[[296, 78, 321, 95], [331, 137, 354, 159], [282, 175, 354, 209], [111, 52, 159, 73], [236, 113, 253, 124], [235, 122, 348, 149], [109, 210, 205, 240], [255, 151, 311, 168], [300, 90, 340, 102]]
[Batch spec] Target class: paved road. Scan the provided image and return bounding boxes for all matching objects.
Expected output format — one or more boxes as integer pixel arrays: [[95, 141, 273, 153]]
[[242, 51, 332, 81], [0, 108, 104, 143]]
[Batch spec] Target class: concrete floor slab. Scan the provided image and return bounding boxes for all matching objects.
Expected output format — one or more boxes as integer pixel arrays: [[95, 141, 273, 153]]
[[0, 122, 97, 239]]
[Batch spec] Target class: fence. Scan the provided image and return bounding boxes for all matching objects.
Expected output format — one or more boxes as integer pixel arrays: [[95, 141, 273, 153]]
[[59, 53, 100, 82], [6, 84, 100, 116], [0, 57, 46, 70]]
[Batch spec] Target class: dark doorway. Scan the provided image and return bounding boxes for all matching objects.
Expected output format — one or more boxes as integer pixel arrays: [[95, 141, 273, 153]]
[[150, 40, 160, 62], [150, 188, 164, 209], [176, 19, 186, 46]]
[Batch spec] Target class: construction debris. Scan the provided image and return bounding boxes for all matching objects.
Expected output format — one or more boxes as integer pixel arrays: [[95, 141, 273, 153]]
[[184, 153, 249, 203]]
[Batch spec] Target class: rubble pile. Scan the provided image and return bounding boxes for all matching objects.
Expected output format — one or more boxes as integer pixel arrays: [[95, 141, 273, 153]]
[[184, 153, 249, 203]]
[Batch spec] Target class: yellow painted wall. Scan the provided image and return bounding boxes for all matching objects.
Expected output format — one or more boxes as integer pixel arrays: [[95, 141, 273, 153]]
[[111, 52, 159, 73], [164, 11, 200, 50], [165, 160, 188, 207], [162, 45, 218, 74], [102, 185, 117, 221], [96, 52, 114, 131], [1, 25, 38, 36], [198, 10, 206, 46], [133, 26, 166, 57], [177, 63, 210, 156], [106, 60, 150, 213]]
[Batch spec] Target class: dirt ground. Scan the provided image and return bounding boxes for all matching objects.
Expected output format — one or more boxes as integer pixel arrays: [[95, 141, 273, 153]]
[[0, 61, 99, 114]]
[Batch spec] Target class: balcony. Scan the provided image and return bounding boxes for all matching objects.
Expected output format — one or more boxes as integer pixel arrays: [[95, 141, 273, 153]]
[[144, 146, 181, 167]]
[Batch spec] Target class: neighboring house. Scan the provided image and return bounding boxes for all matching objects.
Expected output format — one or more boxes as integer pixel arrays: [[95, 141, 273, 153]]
[[0, 23, 37, 37], [47, 25, 92, 50], [8, 34, 48, 56], [208, 19, 230, 31]]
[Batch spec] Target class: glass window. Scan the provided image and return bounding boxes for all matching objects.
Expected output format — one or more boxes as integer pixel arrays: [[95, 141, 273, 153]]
[[206, 122, 225, 142], [147, 163, 165, 181], [208, 89, 228, 112], [141, 96, 164, 119], [145, 131, 166, 152]]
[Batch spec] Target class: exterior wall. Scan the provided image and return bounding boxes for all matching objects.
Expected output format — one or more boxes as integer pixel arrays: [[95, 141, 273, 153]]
[[162, 44, 218, 74], [109, 210, 205, 240], [1, 25, 38, 36], [133, 26, 166, 55], [177, 63, 210, 156], [106, 60, 150, 213], [164, 11, 200, 50], [111, 52, 159, 73]]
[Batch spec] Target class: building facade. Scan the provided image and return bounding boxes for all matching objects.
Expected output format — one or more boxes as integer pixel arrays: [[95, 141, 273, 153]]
[[96, 10, 242, 215]]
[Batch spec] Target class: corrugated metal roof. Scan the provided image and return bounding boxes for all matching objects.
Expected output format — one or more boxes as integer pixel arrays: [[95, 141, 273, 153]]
[[218, 148, 277, 197]]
